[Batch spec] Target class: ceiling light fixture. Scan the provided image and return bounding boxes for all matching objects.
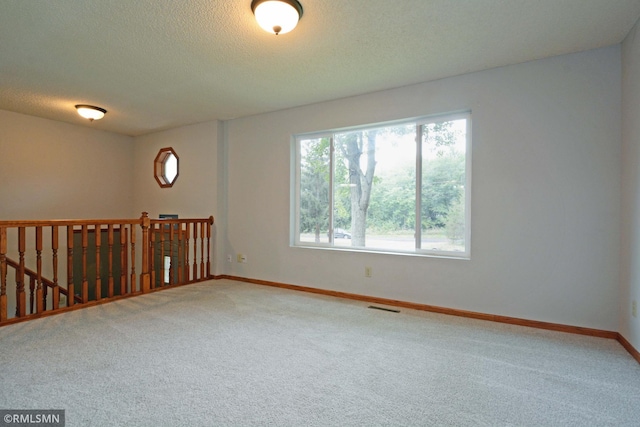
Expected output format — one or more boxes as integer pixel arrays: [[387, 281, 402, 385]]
[[251, 0, 303, 35], [75, 104, 107, 121]]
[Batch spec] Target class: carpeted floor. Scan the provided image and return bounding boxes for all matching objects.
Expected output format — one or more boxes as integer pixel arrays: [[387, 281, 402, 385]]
[[0, 279, 638, 426]]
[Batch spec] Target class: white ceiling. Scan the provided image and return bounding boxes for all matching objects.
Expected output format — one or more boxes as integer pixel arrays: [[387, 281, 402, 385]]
[[1, 0, 640, 136]]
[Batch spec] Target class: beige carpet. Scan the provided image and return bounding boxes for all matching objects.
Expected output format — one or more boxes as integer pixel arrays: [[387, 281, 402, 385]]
[[0, 279, 638, 426]]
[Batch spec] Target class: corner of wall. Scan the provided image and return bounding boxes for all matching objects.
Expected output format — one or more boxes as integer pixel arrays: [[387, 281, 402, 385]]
[[620, 16, 640, 351], [215, 120, 230, 276]]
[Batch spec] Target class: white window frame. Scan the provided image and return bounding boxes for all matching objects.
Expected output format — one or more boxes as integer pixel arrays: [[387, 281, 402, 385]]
[[292, 111, 471, 259]]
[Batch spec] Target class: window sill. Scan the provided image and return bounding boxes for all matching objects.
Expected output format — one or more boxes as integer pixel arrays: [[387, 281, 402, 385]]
[[291, 243, 470, 260]]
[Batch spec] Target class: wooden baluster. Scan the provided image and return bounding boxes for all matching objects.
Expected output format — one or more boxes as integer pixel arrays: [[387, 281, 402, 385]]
[[29, 276, 35, 314], [140, 212, 150, 293], [51, 226, 59, 310], [108, 225, 114, 297], [81, 225, 88, 303], [149, 223, 156, 289], [192, 223, 198, 281], [95, 225, 102, 301], [36, 226, 43, 313], [177, 222, 183, 284], [67, 226, 74, 307], [43, 280, 48, 311], [0, 227, 7, 321], [160, 225, 166, 286], [16, 227, 26, 317], [120, 226, 127, 295], [200, 221, 205, 279], [184, 223, 190, 283], [168, 223, 174, 285], [207, 216, 213, 278], [130, 225, 136, 292]]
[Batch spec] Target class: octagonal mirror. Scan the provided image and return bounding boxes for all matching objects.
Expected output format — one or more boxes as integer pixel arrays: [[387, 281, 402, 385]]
[[154, 147, 179, 188]]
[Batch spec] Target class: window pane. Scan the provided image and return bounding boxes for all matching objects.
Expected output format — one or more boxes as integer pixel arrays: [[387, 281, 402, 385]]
[[294, 112, 470, 258], [334, 124, 416, 250], [164, 153, 178, 183], [299, 138, 331, 244], [421, 118, 467, 253]]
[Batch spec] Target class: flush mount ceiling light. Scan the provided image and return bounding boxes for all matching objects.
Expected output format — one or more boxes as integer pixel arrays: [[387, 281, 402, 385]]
[[75, 104, 107, 121], [251, 0, 303, 35]]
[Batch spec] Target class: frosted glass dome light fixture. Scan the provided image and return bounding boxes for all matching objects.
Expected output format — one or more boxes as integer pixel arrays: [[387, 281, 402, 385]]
[[251, 0, 303, 35], [75, 104, 107, 121]]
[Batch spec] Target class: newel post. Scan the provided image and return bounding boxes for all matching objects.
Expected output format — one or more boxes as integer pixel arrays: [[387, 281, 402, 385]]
[[140, 212, 151, 293], [207, 216, 214, 278]]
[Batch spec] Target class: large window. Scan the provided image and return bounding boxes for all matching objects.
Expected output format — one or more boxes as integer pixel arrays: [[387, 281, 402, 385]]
[[294, 112, 471, 257]]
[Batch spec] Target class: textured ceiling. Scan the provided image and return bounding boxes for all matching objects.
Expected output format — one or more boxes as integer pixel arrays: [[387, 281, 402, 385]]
[[1, 0, 640, 136]]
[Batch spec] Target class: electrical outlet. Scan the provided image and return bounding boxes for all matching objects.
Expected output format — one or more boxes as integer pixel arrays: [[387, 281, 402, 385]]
[[633, 300, 637, 318], [365, 266, 372, 278], [237, 254, 247, 263], [227, 254, 232, 263]]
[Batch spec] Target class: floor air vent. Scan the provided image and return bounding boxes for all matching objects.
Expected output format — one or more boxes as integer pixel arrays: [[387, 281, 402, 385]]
[[368, 306, 400, 313]]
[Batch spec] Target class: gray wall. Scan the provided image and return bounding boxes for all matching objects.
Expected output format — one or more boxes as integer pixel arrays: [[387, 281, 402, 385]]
[[131, 121, 219, 276], [222, 46, 622, 331], [621, 19, 640, 350], [0, 110, 134, 220], [131, 120, 218, 220]]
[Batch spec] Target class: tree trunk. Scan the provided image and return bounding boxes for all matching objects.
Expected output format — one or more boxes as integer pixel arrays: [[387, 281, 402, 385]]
[[346, 131, 377, 246]]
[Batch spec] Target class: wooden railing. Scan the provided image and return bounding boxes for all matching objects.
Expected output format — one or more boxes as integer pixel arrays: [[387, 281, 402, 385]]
[[0, 212, 214, 326]]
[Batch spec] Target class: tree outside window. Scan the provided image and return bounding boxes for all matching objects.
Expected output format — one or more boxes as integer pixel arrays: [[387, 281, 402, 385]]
[[296, 112, 470, 257]]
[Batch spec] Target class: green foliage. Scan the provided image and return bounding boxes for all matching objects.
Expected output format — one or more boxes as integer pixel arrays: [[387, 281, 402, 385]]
[[298, 118, 467, 248], [299, 138, 330, 241], [367, 121, 465, 233], [366, 150, 464, 233], [421, 150, 465, 229], [445, 195, 465, 243], [367, 163, 415, 231]]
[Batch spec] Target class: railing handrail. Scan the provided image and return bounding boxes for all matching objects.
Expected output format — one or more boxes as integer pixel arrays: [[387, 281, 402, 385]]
[[0, 218, 140, 228], [5, 256, 56, 289], [0, 216, 213, 228], [0, 212, 214, 325]]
